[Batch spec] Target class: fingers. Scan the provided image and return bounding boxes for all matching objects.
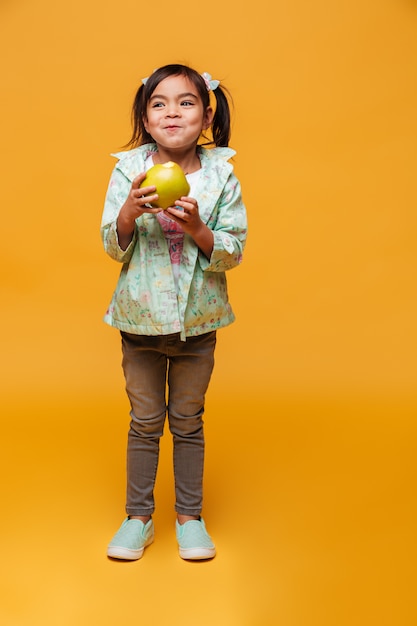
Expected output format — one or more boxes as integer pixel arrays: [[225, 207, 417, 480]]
[[136, 192, 159, 211], [165, 200, 198, 223], [132, 177, 157, 200], [170, 197, 196, 213], [131, 172, 147, 188], [130, 174, 159, 210], [132, 187, 157, 202]]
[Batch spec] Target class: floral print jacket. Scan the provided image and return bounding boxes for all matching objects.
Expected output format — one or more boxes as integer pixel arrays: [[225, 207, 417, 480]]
[[101, 143, 247, 340]]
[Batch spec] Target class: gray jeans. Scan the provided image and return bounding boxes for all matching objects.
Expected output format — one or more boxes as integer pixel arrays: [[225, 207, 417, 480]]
[[121, 330, 217, 516]]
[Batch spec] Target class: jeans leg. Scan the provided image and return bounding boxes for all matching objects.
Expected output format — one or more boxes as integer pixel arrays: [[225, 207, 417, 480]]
[[167, 332, 216, 516], [121, 333, 167, 516]]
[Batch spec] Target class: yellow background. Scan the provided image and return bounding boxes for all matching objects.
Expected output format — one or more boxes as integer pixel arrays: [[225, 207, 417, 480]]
[[1, 1, 416, 624]]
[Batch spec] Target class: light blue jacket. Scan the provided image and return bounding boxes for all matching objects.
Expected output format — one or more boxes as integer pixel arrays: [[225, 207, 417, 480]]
[[101, 143, 247, 339]]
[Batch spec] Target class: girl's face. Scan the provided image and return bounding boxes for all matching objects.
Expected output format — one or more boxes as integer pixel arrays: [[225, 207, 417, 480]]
[[143, 75, 213, 153]]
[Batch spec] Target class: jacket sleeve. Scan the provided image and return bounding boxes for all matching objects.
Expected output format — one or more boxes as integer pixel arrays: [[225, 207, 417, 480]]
[[100, 165, 138, 263], [199, 172, 247, 273]]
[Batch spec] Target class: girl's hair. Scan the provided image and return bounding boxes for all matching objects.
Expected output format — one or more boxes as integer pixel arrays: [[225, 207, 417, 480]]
[[125, 64, 232, 149]]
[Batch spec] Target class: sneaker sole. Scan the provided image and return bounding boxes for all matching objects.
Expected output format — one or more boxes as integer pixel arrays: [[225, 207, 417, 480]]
[[179, 546, 216, 560], [107, 535, 154, 560]]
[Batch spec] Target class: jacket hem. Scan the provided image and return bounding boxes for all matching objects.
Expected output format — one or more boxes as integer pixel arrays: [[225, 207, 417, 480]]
[[103, 316, 235, 337]]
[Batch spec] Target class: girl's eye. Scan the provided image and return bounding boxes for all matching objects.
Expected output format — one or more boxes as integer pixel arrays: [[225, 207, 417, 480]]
[[181, 101, 194, 107], [151, 102, 164, 108]]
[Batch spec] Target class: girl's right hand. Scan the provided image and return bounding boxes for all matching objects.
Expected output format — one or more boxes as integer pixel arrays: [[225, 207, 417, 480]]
[[119, 172, 160, 224], [116, 172, 160, 250]]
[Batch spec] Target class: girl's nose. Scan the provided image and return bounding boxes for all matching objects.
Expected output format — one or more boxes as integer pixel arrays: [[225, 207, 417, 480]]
[[166, 105, 180, 116]]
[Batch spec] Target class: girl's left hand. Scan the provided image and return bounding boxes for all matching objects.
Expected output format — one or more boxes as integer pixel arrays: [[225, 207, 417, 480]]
[[165, 197, 214, 259], [164, 197, 201, 235]]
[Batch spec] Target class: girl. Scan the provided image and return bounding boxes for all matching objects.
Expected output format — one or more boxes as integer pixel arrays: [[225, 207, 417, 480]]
[[101, 64, 247, 561]]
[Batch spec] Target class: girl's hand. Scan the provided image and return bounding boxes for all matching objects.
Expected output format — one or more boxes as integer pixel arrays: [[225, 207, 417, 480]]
[[119, 172, 161, 222], [165, 197, 200, 233], [165, 198, 214, 259], [117, 173, 161, 250]]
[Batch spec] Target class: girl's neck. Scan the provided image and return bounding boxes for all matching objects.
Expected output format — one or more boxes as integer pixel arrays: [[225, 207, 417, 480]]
[[152, 147, 201, 175]]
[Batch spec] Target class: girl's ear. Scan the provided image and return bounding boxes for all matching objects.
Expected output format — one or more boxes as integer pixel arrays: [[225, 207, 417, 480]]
[[143, 116, 149, 133], [202, 106, 214, 131]]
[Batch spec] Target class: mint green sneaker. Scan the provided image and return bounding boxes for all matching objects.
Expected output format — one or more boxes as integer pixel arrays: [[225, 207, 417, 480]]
[[107, 518, 154, 560], [176, 518, 216, 560]]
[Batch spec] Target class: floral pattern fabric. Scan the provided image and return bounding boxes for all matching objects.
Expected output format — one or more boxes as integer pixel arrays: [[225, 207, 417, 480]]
[[101, 143, 247, 340]]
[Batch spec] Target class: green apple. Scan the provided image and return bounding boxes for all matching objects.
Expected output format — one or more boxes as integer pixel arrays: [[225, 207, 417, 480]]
[[142, 161, 190, 210]]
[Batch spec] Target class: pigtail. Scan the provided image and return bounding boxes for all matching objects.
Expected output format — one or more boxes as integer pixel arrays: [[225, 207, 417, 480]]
[[124, 84, 153, 148], [211, 85, 232, 147]]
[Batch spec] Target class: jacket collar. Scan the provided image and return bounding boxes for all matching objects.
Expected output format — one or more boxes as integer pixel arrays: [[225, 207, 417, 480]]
[[112, 144, 235, 182]]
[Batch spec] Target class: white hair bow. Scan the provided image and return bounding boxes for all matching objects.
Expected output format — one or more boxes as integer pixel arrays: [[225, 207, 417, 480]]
[[201, 72, 220, 91]]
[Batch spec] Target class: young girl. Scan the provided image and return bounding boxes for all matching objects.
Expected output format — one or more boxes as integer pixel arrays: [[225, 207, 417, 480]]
[[101, 64, 247, 561]]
